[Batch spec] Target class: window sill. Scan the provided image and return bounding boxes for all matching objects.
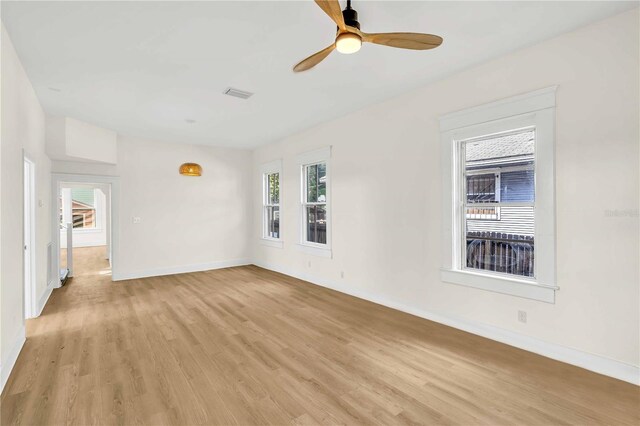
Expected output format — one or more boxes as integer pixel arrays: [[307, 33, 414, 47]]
[[296, 243, 332, 258], [440, 268, 557, 303], [64, 228, 102, 234], [260, 238, 283, 249]]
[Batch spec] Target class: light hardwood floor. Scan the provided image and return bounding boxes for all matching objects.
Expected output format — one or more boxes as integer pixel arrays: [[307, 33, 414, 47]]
[[2, 247, 638, 425], [60, 246, 110, 277]]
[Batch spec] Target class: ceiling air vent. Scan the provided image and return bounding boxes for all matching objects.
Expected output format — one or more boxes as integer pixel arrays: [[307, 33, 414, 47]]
[[223, 87, 253, 100]]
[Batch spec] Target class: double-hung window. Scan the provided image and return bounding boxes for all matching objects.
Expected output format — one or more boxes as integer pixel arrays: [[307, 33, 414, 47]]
[[440, 87, 557, 303], [297, 147, 331, 257], [260, 160, 282, 248], [462, 130, 535, 276]]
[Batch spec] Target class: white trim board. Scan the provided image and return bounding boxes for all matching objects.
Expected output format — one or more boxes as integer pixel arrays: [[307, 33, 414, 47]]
[[112, 258, 251, 281], [441, 269, 556, 303], [23, 154, 38, 319], [295, 146, 331, 165], [1, 327, 26, 393], [260, 159, 282, 174], [37, 282, 55, 317], [440, 88, 557, 302], [252, 260, 639, 386], [439, 86, 557, 132], [59, 240, 108, 249]]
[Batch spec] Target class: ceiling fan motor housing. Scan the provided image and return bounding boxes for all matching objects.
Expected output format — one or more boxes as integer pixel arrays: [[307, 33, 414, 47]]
[[341, 7, 360, 30]]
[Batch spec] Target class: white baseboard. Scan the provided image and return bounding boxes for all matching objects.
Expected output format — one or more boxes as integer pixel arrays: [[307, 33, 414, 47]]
[[112, 258, 251, 281], [0, 327, 26, 393], [253, 260, 640, 386], [60, 241, 107, 249], [37, 282, 55, 316]]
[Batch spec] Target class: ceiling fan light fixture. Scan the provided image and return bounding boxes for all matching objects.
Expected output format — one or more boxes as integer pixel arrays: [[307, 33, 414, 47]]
[[292, 0, 443, 72], [335, 32, 361, 54]]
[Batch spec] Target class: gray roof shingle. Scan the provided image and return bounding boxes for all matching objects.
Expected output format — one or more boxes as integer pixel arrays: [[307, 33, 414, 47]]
[[465, 130, 534, 163]]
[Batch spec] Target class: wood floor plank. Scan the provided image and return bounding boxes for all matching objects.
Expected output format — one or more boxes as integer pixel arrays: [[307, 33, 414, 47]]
[[1, 246, 638, 425]]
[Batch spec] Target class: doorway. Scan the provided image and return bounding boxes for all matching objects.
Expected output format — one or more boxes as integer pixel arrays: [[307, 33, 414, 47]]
[[59, 183, 112, 280], [23, 157, 36, 319], [52, 173, 119, 287]]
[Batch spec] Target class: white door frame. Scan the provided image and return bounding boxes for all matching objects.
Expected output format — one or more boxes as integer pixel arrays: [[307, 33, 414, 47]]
[[23, 155, 37, 319], [51, 173, 120, 286]]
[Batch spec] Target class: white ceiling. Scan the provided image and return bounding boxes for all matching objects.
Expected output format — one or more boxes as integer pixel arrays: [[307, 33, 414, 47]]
[[2, 1, 636, 149]]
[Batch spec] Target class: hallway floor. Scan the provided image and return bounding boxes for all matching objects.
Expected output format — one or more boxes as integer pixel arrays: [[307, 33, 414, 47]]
[[60, 245, 110, 278]]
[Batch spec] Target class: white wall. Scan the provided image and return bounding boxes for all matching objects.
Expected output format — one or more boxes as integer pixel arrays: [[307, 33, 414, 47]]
[[1, 25, 52, 388], [252, 9, 639, 377], [44, 116, 67, 162], [46, 115, 117, 164], [115, 136, 252, 278], [65, 117, 117, 164], [52, 136, 253, 279]]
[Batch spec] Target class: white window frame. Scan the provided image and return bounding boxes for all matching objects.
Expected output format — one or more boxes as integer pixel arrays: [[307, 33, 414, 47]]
[[440, 87, 558, 303], [260, 159, 283, 249], [296, 147, 332, 258]]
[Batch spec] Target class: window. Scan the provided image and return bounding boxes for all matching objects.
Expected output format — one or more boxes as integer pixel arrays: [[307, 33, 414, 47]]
[[303, 163, 327, 244], [264, 172, 280, 239], [71, 188, 96, 229], [260, 160, 283, 248], [463, 129, 535, 277], [60, 188, 98, 229], [440, 87, 557, 303], [297, 147, 331, 257]]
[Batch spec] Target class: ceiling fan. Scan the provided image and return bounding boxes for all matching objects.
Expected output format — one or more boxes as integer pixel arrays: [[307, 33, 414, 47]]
[[293, 0, 443, 72]]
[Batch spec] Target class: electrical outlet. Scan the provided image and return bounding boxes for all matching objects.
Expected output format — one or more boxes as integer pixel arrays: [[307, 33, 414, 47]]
[[340, 271, 345, 279], [132, 216, 141, 224], [518, 310, 527, 323], [307, 260, 311, 268]]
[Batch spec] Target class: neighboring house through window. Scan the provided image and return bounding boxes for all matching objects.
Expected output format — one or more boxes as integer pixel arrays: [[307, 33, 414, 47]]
[[463, 130, 535, 277], [60, 188, 98, 229], [440, 87, 557, 303]]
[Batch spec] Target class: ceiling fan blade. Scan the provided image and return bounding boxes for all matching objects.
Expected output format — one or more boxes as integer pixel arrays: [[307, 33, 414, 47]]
[[293, 44, 335, 72], [362, 32, 443, 50], [314, 0, 346, 32]]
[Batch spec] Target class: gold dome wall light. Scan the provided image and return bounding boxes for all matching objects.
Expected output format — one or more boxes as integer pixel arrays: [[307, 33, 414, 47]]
[[179, 163, 202, 176]]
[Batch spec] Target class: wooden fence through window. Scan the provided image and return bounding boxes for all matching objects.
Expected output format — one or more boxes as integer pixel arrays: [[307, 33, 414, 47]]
[[466, 231, 534, 277]]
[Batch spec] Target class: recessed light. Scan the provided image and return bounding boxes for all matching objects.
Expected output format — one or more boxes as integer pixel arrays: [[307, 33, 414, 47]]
[[185, 119, 197, 124], [48, 87, 61, 92]]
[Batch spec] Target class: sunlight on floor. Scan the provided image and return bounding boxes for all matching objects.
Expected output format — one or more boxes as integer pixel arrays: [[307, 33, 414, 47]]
[[63, 246, 111, 278]]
